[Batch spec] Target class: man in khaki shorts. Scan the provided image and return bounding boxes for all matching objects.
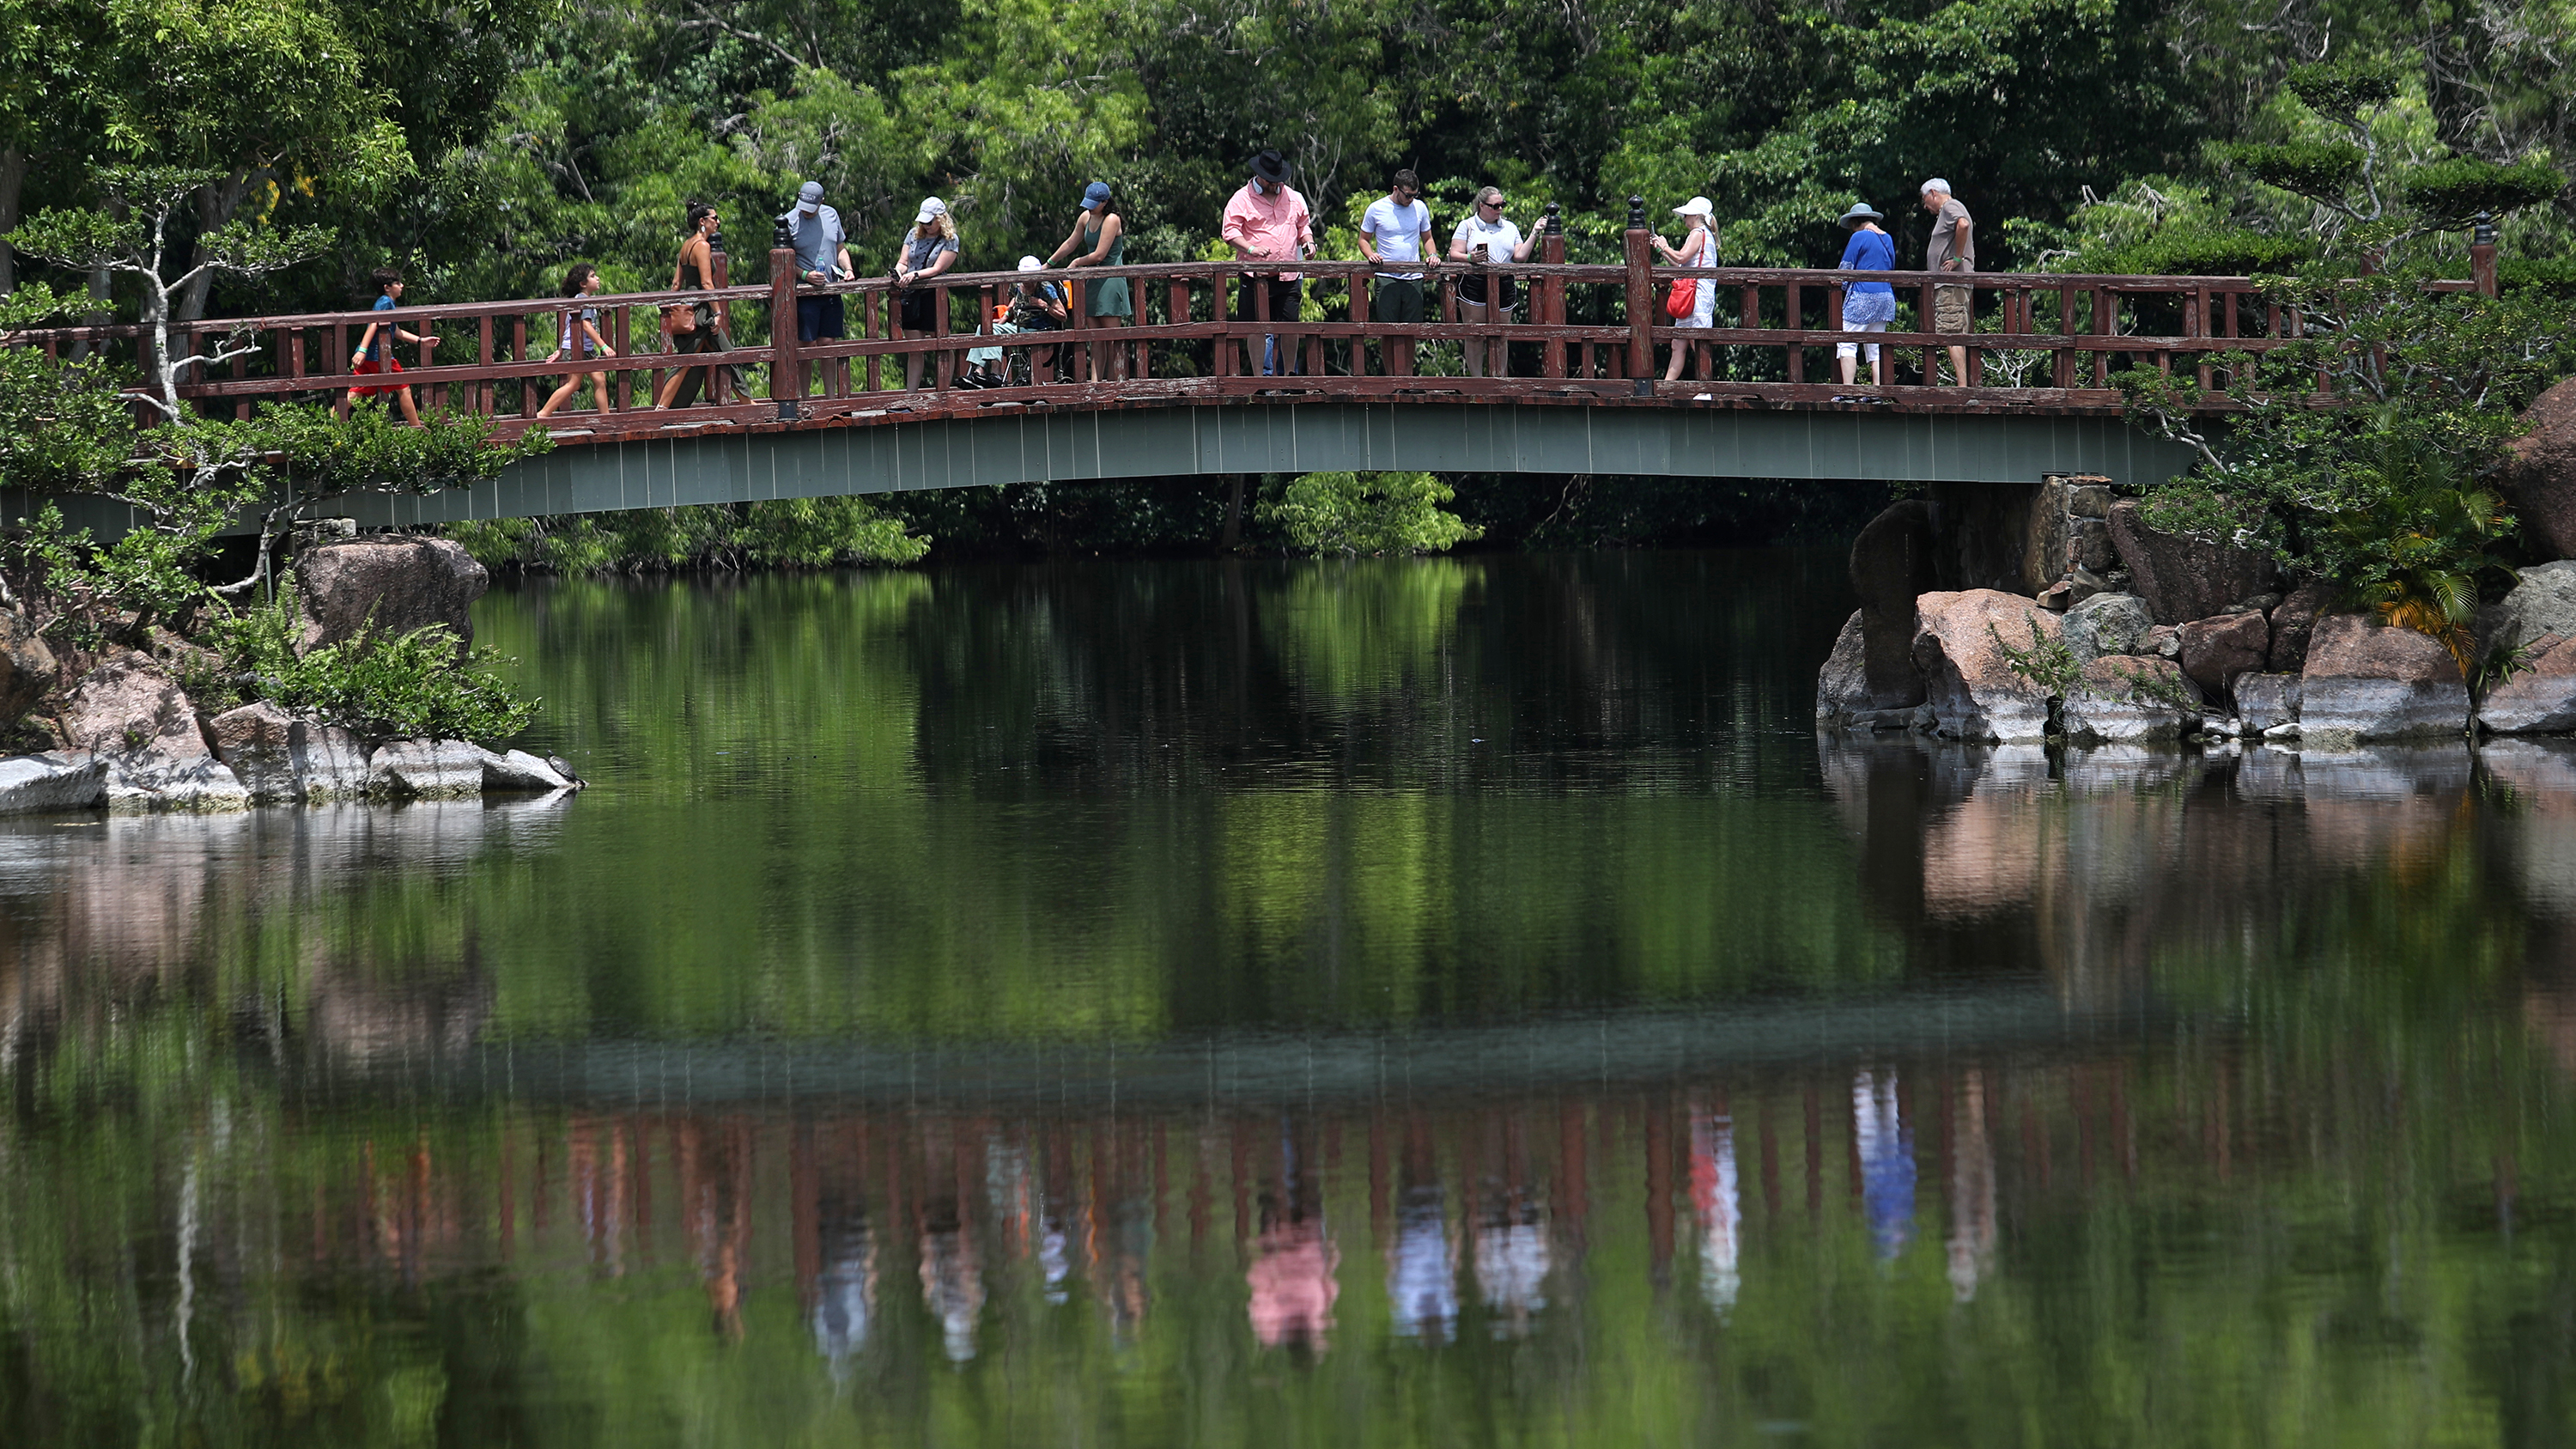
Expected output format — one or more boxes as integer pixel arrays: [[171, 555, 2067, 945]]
[[1920, 178, 1973, 385]]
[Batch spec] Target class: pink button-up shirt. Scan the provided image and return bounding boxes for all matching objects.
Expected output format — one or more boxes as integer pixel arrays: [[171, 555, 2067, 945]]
[[1222, 182, 1314, 281]]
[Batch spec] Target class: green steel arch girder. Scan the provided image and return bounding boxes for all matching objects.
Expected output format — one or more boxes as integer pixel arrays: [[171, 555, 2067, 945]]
[[332, 402, 2199, 527]]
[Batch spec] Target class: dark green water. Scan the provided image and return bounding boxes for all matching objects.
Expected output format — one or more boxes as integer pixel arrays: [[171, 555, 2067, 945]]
[[7, 550, 2576, 1446]]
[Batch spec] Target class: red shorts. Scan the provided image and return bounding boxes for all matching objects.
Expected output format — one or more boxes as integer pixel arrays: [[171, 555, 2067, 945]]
[[352, 352, 404, 397]]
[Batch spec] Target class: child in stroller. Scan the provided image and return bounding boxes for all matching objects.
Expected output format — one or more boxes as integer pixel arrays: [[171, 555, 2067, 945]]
[[962, 257, 1072, 387]]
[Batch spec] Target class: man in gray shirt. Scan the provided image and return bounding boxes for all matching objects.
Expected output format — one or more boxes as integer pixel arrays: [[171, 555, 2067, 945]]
[[1920, 179, 1974, 386], [784, 180, 849, 344]]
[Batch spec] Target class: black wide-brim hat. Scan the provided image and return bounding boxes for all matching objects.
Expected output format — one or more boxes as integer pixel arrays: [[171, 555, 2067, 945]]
[[1250, 149, 1292, 185]]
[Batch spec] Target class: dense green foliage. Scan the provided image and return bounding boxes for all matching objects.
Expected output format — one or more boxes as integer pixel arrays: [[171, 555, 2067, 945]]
[[7, 0, 2576, 565], [448, 496, 929, 574], [1257, 472, 1484, 557], [185, 584, 540, 743], [2100, 46, 2573, 654]]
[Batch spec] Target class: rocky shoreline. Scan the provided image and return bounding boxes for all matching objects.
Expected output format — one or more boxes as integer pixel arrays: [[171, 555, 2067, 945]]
[[1818, 447, 2576, 750], [0, 534, 580, 816]]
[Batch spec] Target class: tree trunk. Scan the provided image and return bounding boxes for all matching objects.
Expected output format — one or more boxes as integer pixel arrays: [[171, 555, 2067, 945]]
[[0, 147, 24, 296], [175, 172, 252, 322]]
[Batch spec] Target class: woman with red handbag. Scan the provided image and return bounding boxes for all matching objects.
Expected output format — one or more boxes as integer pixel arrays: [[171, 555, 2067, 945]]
[[1653, 197, 1721, 388]]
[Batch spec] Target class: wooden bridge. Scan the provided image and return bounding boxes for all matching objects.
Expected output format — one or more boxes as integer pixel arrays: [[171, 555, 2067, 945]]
[[17, 202, 2494, 525]]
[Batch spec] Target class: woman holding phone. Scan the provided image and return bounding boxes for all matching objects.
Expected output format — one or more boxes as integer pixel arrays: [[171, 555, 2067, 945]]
[[1447, 186, 1534, 377]]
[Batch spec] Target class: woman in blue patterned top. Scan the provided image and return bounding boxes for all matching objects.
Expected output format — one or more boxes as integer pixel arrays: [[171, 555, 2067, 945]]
[[1833, 204, 1897, 390]]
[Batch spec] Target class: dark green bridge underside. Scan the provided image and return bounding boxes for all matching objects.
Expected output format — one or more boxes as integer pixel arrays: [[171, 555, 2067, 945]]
[[13, 402, 2200, 537], [347, 403, 2196, 527]]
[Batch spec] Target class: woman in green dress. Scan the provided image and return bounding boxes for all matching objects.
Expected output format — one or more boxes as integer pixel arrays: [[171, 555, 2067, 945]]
[[1045, 180, 1131, 381]]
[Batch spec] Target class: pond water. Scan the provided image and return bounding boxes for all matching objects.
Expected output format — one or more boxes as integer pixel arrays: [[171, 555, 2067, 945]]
[[6, 550, 2576, 1446]]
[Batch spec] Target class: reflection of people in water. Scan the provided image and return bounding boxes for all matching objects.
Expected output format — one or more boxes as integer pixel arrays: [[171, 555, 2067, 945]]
[[919, 1200, 987, 1363], [1388, 1119, 1458, 1342], [679, 1117, 756, 1341], [1853, 1069, 1915, 1261], [1688, 1101, 1741, 1315], [1091, 1128, 1154, 1342], [1246, 1122, 1338, 1351], [1473, 1114, 1551, 1339], [811, 1182, 879, 1372], [1947, 1070, 1997, 1302]]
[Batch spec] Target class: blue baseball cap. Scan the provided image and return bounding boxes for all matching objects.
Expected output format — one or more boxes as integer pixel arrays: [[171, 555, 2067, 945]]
[[1081, 181, 1112, 210]]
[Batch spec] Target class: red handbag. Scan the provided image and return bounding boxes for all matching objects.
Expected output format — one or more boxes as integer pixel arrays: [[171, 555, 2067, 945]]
[[1664, 277, 1697, 319]]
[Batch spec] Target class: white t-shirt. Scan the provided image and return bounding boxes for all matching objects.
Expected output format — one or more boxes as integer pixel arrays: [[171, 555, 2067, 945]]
[[1452, 213, 1524, 265], [1362, 196, 1433, 279]]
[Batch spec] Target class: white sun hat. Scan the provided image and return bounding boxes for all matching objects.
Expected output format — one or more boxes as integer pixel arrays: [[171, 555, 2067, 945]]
[[1674, 196, 1716, 218]]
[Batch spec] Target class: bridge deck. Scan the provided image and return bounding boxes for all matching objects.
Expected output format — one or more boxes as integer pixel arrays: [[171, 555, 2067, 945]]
[[11, 237, 2469, 524]]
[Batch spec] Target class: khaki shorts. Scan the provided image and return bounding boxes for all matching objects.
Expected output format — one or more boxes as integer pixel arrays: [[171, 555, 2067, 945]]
[[1933, 283, 1972, 335]]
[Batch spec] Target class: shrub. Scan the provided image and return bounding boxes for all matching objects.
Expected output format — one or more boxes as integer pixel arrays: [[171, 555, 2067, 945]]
[[189, 587, 539, 746], [1257, 472, 1483, 557]]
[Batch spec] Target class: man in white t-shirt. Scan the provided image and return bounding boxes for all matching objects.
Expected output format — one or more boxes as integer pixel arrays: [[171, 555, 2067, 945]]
[[1359, 168, 1435, 375], [1447, 186, 1534, 376]]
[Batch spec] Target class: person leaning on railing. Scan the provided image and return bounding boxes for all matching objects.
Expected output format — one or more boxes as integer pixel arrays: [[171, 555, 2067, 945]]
[[1222, 150, 1314, 378], [1358, 168, 1436, 376], [892, 197, 961, 390], [1449, 186, 1534, 378], [653, 202, 728, 410], [1045, 181, 1130, 381], [1919, 178, 1974, 386], [1832, 204, 1895, 394]]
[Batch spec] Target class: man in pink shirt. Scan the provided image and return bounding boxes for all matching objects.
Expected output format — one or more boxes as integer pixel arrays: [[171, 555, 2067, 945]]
[[1222, 149, 1314, 376]]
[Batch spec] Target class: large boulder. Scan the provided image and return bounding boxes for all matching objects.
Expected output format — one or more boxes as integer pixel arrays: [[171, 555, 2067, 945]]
[[2060, 592, 2152, 667], [2473, 561, 2576, 736], [2479, 636, 2576, 735], [370, 739, 485, 799], [58, 654, 248, 812], [2178, 611, 2271, 699], [1911, 589, 2063, 743], [2505, 375, 2576, 562], [1815, 610, 1869, 725], [294, 536, 489, 655], [2107, 500, 2271, 624], [2479, 560, 2576, 654], [1848, 502, 1938, 709], [0, 612, 58, 722], [479, 747, 579, 793], [203, 702, 376, 803], [2299, 614, 2470, 744], [2267, 580, 2331, 673], [2235, 673, 2301, 734], [2061, 654, 2202, 744], [0, 753, 108, 814]]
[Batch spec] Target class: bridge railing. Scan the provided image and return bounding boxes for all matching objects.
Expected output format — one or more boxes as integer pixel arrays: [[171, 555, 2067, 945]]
[[0, 210, 2500, 443]]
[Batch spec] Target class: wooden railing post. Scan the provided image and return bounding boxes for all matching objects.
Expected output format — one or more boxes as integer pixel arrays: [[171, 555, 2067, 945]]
[[1623, 196, 1653, 385], [2471, 212, 2499, 297], [1541, 204, 1566, 380], [769, 233, 801, 411], [1349, 259, 1370, 377], [708, 237, 732, 402]]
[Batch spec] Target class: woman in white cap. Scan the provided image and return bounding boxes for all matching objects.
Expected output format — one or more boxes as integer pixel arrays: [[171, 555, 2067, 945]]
[[1653, 196, 1721, 387], [892, 197, 961, 389], [1446, 185, 1535, 377]]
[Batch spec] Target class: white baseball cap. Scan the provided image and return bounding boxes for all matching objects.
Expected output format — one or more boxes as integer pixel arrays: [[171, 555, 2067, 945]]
[[1674, 196, 1715, 218], [915, 197, 948, 224], [1017, 256, 1043, 271]]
